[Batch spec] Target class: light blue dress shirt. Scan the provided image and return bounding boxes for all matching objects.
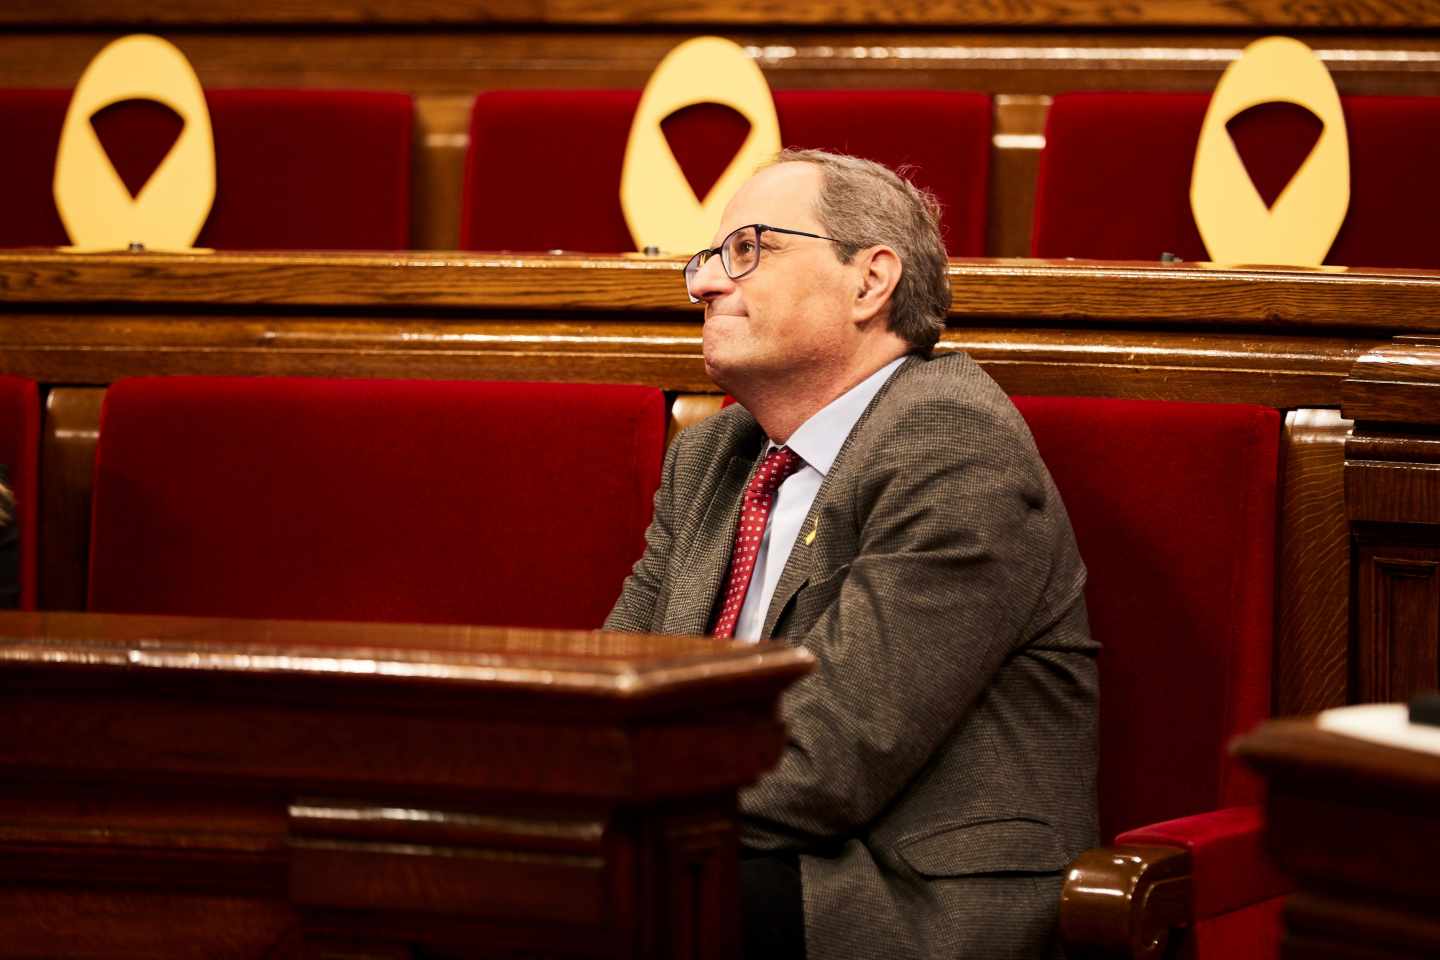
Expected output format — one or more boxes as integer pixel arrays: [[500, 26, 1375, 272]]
[[734, 356, 907, 642]]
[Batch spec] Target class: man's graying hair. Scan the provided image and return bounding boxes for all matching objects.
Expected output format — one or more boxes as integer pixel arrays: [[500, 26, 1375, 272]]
[[771, 148, 951, 353]]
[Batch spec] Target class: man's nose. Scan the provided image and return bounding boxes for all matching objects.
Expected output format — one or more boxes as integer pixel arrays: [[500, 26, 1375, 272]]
[[689, 253, 734, 302]]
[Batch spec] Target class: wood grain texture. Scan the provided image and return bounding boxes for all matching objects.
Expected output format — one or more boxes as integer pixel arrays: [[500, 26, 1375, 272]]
[[5, 0, 1440, 27], [1277, 410, 1352, 715], [1353, 543, 1440, 702], [4, 32, 1440, 99], [1346, 461, 1440, 524], [0, 609, 809, 958], [1342, 343, 1440, 424], [5, 253, 1440, 332]]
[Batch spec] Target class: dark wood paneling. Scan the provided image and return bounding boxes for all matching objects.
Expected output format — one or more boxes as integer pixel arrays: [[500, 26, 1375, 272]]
[[0, 610, 810, 958], [1277, 410, 1352, 715], [1353, 545, 1440, 702]]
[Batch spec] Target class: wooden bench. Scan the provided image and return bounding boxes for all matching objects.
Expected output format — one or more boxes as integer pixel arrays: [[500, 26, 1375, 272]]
[[2, 250, 1439, 957]]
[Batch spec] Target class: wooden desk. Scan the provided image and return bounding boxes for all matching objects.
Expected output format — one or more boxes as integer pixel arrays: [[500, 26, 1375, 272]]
[[0, 610, 811, 958], [1235, 714, 1440, 960]]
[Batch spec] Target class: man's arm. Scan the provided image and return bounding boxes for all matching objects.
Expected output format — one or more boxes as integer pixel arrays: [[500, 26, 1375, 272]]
[[741, 398, 1088, 845], [604, 432, 681, 633]]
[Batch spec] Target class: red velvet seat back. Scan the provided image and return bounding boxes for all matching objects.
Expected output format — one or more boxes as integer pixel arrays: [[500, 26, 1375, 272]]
[[461, 89, 990, 256], [0, 376, 41, 609], [0, 89, 412, 249], [1032, 92, 1440, 269], [1012, 397, 1279, 842], [88, 377, 665, 628]]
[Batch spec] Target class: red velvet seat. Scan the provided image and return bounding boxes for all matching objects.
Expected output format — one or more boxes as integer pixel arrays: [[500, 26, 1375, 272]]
[[1032, 92, 1440, 269], [0, 376, 41, 610], [88, 377, 665, 628], [1012, 396, 1285, 958], [460, 89, 991, 256], [0, 89, 412, 250]]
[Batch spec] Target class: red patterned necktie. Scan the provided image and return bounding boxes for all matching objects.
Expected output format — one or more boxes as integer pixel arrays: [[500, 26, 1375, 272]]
[[711, 445, 804, 639]]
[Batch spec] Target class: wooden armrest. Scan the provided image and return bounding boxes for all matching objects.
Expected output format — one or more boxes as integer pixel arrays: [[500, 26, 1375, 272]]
[[1059, 844, 1193, 960]]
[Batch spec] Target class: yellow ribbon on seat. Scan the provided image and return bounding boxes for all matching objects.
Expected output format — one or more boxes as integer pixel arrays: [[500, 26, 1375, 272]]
[[54, 34, 215, 252], [1191, 36, 1349, 267], [621, 36, 782, 255]]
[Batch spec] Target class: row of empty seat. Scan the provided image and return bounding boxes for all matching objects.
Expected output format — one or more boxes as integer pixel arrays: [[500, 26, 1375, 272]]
[[4, 88, 1440, 267], [0, 371, 1287, 954]]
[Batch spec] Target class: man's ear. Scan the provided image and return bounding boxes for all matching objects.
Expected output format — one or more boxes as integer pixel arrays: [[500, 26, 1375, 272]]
[[852, 245, 902, 326]]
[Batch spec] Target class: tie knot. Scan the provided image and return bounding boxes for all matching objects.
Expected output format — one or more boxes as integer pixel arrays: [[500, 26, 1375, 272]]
[[748, 446, 803, 498]]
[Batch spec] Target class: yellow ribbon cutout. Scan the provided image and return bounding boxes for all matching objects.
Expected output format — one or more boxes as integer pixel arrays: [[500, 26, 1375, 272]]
[[54, 34, 216, 252], [1191, 36, 1349, 267], [620, 36, 782, 255]]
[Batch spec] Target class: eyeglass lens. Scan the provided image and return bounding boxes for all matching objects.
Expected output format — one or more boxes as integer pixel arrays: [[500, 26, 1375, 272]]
[[684, 225, 760, 301]]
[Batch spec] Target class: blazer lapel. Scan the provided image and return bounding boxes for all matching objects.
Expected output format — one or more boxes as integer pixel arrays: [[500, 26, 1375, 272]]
[[665, 453, 753, 636], [761, 357, 920, 641], [761, 524, 813, 641]]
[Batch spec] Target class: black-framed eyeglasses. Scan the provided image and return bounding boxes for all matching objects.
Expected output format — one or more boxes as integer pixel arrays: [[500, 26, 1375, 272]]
[[684, 223, 843, 303]]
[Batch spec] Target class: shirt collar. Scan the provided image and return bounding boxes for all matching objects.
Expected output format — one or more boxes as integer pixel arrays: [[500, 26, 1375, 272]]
[[773, 356, 907, 477]]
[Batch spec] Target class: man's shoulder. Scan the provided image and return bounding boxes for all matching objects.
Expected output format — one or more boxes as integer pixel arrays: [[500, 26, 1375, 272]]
[[674, 400, 760, 454], [870, 351, 1026, 436], [663, 401, 764, 492]]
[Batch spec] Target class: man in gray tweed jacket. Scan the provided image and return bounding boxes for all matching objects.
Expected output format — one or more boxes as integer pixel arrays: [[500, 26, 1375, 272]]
[[605, 149, 1098, 959]]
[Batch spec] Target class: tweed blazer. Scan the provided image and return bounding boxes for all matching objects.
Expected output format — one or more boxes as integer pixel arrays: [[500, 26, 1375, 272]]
[[605, 352, 1098, 959]]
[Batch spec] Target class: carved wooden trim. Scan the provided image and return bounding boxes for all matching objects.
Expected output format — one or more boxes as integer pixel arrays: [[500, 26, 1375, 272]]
[[1277, 409, 1352, 714], [1343, 340, 1440, 705], [1059, 844, 1192, 960], [1354, 547, 1440, 703]]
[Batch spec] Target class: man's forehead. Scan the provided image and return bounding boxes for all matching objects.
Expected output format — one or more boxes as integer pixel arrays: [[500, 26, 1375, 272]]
[[715, 162, 822, 239]]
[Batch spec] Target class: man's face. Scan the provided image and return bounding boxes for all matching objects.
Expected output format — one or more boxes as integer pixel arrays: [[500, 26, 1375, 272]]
[[690, 163, 857, 392]]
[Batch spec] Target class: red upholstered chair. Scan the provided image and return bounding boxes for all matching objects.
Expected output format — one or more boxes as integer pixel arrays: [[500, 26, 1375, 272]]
[[1032, 92, 1440, 269], [0, 376, 41, 610], [88, 377, 665, 628], [460, 89, 990, 256], [1010, 397, 1288, 960], [0, 89, 412, 249]]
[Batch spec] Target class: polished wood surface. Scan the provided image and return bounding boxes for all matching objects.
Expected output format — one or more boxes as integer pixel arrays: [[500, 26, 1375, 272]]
[[1060, 844, 1192, 960], [1235, 717, 1440, 959], [6, 252, 1440, 328], [6, 0, 1440, 27], [1343, 341, 1440, 703], [0, 610, 811, 959], [1278, 410, 1353, 715], [37, 387, 102, 613]]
